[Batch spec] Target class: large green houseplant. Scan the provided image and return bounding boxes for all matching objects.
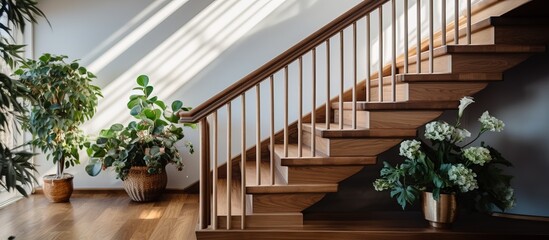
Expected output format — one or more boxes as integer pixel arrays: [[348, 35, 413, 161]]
[[0, 0, 47, 197], [86, 75, 195, 201], [15, 53, 102, 202]]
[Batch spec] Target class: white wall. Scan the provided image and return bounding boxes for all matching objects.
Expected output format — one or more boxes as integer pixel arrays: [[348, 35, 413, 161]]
[[32, 0, 361, 189]]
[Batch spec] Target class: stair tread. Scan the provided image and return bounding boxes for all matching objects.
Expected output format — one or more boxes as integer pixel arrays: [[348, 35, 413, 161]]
[[246, 184, 338, 194], [331, 100, 458, 111], [302, 123, 417, 138], [273, 144, 377, 166]]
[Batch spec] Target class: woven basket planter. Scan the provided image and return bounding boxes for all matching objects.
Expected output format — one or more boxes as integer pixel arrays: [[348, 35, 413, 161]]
[[43, 173, 74, 203], [123, 166, 167, 202]]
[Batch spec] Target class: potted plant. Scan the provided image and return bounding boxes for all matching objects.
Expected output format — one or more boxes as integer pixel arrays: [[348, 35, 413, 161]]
[[14, 54, 102, 202], [373, 96, 515, 228], [86, 75, 195, 202], [0, 0, 47, 197]]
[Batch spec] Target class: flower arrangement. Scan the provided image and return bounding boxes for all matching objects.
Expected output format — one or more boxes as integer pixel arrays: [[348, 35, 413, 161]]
[[85, 75, 195, 180], [373, 97, 515, 212]]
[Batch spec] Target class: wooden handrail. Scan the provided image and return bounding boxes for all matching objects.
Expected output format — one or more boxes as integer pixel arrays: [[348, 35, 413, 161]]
[[179, 0, 388, 123]]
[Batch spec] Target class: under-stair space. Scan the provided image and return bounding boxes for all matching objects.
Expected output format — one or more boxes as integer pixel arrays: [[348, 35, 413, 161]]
[[179, 0, 549, 238]]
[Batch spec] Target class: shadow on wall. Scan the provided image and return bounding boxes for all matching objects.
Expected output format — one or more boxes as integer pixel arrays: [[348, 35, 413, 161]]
[[306, 52, 549, 217]]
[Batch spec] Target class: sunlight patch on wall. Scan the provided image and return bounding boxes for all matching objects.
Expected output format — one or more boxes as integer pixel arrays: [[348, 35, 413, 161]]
[[87, 0, 190, 74], [88, 0, 286, 133]]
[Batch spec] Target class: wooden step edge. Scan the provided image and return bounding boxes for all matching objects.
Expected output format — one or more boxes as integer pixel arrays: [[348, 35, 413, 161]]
[[395, 72, 503, 82], [332, 100, 458, 111], [281, 156, 377, 166], [368, 73, 502, 87], [246, 184, 338, 194]]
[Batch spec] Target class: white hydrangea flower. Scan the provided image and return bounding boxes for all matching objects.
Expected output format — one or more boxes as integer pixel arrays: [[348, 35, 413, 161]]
[[424, 121, 454, 141], [448, 164, 478, 192], [463, 146, 492, 166], [458, 96, 475, 118], [452, 128, 471, 143], [479, 111, 505, 132], [399, 139, 422, 159]]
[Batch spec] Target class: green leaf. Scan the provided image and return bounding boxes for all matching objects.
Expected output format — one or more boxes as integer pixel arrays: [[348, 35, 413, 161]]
[[130, 105, 142, 116], [143, 109, 157, 120], [154, 100, 166, 110], [137, 75, 149, 87], [144, 86, 153, 97], [39, 53, 51, 62], [171, 100, 183, 111], [70, 62, 79, 70], [110, 123, 124, 131], [85, 163, 102, 176]]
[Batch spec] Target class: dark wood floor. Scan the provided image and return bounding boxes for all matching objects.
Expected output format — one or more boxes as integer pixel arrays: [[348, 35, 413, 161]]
[[0, 192, 199, 240]]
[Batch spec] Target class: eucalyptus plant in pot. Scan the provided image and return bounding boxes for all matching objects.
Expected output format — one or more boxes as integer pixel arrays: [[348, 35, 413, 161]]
[[86, 75, 195, 202], [15, 54, 102, 202]]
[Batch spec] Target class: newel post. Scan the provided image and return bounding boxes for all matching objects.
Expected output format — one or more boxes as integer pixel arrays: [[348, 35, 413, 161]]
[[199, 118, 211, 229]]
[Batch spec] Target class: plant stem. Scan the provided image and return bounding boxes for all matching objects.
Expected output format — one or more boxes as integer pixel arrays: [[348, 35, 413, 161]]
[[57, 153, 65, 178], [463, 129, 486, 148]]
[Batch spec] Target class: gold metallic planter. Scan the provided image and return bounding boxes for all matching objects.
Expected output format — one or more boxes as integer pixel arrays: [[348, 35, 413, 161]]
[[422, 191, 457, 228]]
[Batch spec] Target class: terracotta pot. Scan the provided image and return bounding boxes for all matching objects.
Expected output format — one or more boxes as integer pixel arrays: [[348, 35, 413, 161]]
[[123, 166, 167, 202], [43, 173, 74, 203], [422, 191, 457, 228]]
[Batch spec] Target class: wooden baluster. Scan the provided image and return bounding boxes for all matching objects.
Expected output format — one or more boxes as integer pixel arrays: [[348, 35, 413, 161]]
[[311, 48, 317, 157], [325, 40, 330, 130], [404, 0, 409, 74], [366, 13, 371, 101], [298, 57, 303, 157], [454, 0, 459, 44], [378, 5, 383, 102], [417, 0, 422, 73], [466, 0, 471, 44], [226, 103, 232, 229], [269, 76, 275, 185], [391, 0, 397, 102], [441, 0, 446, 46], [240, 94, 246, 229], [284, 66, 289, 158], [199, 118, 210, 229], [429, 0, 434, 73], [352, 22, 357, 129], [212, 112, 218, 230], [339, 30, 344, 129], [255, 85, 261, 186]]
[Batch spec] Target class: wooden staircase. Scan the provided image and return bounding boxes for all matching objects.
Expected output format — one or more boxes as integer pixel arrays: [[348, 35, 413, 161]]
[[180, 0, 549, 239]]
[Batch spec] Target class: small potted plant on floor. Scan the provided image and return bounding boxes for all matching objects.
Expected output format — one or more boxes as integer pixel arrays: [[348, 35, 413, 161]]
[[15, 54, 102, 202], [373, 96, 515, 228], [86, 75, 195, 202]]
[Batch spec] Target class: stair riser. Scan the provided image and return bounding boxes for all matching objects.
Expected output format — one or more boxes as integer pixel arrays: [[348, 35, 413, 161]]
[[369, 82, 488, 102], [401, 53, 533, 73], [287, 166, 364, 184], [334, 110, 443, 129], [252, 193, 325, 213], [302, 133, 402, 156]]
